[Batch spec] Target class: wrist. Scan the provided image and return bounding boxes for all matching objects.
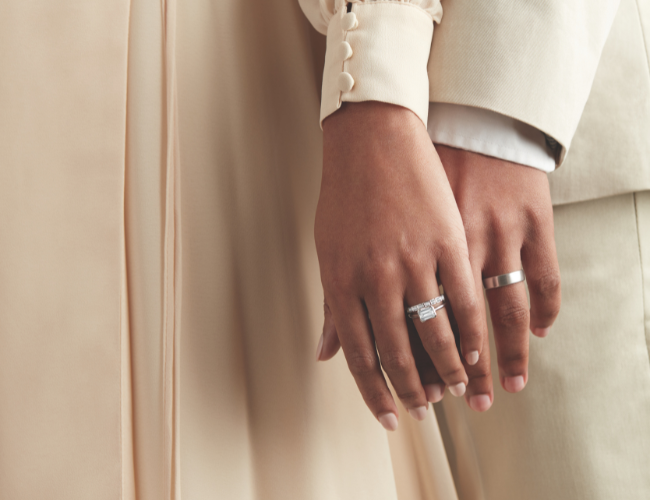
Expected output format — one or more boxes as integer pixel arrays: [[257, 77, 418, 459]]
[[323, 102, 431, 179]]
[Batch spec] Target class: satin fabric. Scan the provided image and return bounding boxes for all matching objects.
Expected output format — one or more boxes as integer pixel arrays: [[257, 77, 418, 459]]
[[0, 0, 453, 498]]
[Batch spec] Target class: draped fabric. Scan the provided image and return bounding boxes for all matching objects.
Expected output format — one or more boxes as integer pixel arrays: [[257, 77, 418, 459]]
[[0, 2, 131, 498], [0, 0, 457, 498]]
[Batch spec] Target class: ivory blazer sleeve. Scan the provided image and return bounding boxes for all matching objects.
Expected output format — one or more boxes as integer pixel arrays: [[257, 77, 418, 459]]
[[427, 0, 621, 165], [430, 0, 650, 204]]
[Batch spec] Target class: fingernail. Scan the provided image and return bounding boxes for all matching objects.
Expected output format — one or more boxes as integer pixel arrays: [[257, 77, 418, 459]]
[[449, 382, 466, 397], [378, 412, 399, 431], [532, 327, 550, 338], [468, 394, 492, 412], [407, 406, 428, 421], [315, 333, 324, 361], [504, 375, 526, 393], [465, 350, 479, 365], [424, 383, 445, 403]]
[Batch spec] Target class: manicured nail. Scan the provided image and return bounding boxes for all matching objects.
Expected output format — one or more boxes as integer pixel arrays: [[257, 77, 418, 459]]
[[449, 382, 466, 397], [532, 327, 550, 338], [378, 412, 399, 431], [465, 350, 479, 365], [424, 383, 445, 403], [503, 375, 526, 393], [407, 406, 428, 421], [315, 333, 324, 361], [468, 394, 492, 412]]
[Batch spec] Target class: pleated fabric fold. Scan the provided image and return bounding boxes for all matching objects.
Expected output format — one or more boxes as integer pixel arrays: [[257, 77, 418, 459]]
[[123, 0, 181, 497], [161, 0, 183, 497]]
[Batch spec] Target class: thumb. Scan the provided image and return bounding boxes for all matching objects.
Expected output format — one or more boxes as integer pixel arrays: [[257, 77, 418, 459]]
[[316, 301, 342, 361]]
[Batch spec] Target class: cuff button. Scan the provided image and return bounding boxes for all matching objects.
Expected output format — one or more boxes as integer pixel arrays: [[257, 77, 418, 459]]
[[337, 72, 355, 92], [338, 41, 353, 61], [341, 12, 358, 31]]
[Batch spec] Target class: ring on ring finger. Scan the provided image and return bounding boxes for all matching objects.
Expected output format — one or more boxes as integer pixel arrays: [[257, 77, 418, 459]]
[[406, 294, 446, 322]]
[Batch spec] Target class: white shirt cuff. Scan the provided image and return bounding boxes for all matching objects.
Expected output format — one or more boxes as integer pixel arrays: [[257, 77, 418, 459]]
[[427, 103, 556, 173]]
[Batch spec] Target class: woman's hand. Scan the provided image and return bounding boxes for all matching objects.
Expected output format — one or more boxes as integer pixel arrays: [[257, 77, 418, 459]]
[[437, 145, 561, 395], [315, 102, 489, 430]]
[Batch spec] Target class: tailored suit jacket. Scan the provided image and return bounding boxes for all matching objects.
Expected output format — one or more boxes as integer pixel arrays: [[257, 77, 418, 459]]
[[299, 0, 650, 206]]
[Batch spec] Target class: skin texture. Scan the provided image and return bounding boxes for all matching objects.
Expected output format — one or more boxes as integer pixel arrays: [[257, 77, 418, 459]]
[[438, 145, 561, 396], [316, 101, 487, 427], [316, 102, 562, 429]]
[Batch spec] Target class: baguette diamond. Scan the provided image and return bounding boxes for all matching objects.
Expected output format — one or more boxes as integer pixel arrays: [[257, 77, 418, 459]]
[[418, 306, 437, 322], [406, 295, 446, 322]]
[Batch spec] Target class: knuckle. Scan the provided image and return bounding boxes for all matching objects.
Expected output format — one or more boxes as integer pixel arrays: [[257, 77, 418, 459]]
[[380, 349, 414, 374], [490, 214, 520, 242], [439, 365, 466, 382], [462, 213, 484, 241], [469, 365, 491, 379], [537, 301, 561, 323], [451, 291, 480, 317], [533, 271, 562, 304], [439, 234, 469, 261], [400, 248, 430, 278], [364, 390, 391, 410], [347, 352, 378, 378], [323, 268, 355, 296], [493, 304, 529, 330], [422, 330, 454, 355], [395, 389, 422, 404], [364, 255, 400, 288], [526, 204, 553, 230], [461, 328, 484, 348], [401, 254, 422, 278], [501, 350, 528, 369]]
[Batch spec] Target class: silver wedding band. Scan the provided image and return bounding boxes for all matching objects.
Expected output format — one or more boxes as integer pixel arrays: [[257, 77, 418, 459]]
[[483, 270, 526, 290], [406, 295, 446, 322]]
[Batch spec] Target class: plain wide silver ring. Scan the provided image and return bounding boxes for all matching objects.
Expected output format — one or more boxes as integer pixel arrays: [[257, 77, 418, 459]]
[[483, 270, 526, 290]]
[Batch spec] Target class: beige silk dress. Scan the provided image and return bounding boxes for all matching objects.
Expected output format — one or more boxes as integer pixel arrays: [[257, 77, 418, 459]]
[[1, 0, 427, 498], [1, 0, 649, 499]]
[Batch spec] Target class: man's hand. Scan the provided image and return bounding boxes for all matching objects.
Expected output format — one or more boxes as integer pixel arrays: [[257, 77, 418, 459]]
[[437, 145, 561, 395], [315, 102, 489, 430]]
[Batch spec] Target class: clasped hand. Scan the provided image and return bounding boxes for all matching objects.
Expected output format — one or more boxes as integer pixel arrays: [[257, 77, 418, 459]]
[[315, 102, 561, 431]]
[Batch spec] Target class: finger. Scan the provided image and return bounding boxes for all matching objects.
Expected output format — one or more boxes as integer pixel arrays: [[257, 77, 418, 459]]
[[438, 242, 487, 366], [454, 300, 494, 412], [405, 276, 468, 397], [327, 294, 399, 431], [442, 263, 495, 411], [408, 320, 445, 403], [522, 209, 561, 338], [464, 346, 494, 411], [484, 252, 530, 394], [366, 293, 430, 420], [316, 301, 342, 361]]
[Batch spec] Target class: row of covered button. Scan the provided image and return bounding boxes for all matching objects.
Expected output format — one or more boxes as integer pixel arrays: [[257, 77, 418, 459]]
[[337, 11, 358, 93]]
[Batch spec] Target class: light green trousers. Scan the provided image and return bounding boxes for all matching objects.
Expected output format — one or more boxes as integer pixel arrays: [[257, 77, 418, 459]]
[[433, 191, 650, 500]]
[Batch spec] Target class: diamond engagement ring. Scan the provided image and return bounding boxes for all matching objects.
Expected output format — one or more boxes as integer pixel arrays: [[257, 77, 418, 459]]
[[483, 270, 526, 290], [406, 295, 446, 322]]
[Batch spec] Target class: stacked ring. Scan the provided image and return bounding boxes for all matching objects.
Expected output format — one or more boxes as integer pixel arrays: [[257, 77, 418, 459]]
[[406, 295, 446, 322]]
